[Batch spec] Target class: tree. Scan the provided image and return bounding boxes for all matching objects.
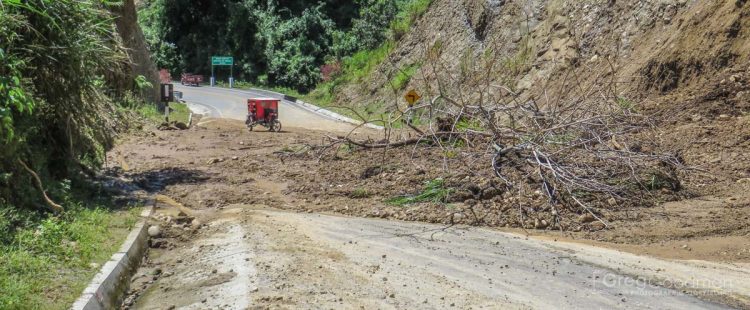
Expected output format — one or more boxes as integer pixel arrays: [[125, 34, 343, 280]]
[[251, 1, 335, 91]]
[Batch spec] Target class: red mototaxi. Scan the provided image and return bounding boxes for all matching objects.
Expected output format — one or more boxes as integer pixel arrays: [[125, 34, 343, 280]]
[[246, 98, 281, 132]]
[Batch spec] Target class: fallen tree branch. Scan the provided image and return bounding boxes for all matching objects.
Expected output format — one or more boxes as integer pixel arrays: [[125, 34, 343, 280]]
[[335, 130, 496, 149], [18, 159, 64, 213]]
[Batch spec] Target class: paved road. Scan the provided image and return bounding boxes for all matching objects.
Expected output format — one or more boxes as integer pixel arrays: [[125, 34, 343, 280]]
[[175, 85, 356, 132], [133, 207, 744, 309]]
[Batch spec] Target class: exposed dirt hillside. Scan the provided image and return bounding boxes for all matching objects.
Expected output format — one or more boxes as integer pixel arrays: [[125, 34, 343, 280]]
[[339, 0, 750, 107], [330, 0, 750, 218]]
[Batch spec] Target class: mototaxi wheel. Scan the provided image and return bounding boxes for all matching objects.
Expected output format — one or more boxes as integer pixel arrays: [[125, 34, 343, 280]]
[[269, 120, 281, 132]]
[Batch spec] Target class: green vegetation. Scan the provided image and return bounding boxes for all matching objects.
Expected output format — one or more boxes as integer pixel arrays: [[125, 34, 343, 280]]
[[455, 118, 485, 132], [386, 178, 452, 206], [306, 0, 432, 109], [391, 63, 421, 90], [0, 199, 140, 309], [350, 188, 371, 199], [135, 104, 163, 123], [168, 102, 192, 124], [616, 96, 636, 112], [1, 1, 157, 308], [138, 0, 433, 93], [389, 0, 433, 40], [644, 170, 679, 191]]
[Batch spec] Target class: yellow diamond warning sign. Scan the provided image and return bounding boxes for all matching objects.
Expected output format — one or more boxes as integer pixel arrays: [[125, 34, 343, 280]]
[[404, 89, 421, 106]]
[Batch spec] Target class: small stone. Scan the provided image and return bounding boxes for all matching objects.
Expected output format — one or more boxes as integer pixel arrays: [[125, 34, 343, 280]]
[[147, 225, 161, 238], [212, 269, 218, 274], [607, 197, 617, 206], [231, 156, 239, 160], [534, 218, 549, 229], [207, 158, 220, 165], [191, 219, 202, 229], [579, 213, 596, 223]]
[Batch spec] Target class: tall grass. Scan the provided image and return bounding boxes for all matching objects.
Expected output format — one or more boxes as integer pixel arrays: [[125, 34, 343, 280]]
[[391, 63, 421, 90], [0, 200, 140, 309], [390, 0, 433, 40]]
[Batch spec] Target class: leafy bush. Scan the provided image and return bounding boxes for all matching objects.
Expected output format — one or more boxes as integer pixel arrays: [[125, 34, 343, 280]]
[[1, 0, 129, 210]]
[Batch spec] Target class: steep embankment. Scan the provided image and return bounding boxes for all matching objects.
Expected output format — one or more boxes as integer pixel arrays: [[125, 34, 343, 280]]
[[113, 0, 160, 102], [332, 0, 750, 204]]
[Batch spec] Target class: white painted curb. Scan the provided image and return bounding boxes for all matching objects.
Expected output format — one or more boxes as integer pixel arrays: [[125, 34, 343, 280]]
[[290, 99, 384, 130], [71, 203, 155, 310]]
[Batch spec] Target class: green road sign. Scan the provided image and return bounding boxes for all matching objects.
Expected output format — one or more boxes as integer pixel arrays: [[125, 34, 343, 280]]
[[211, 56, 233, 66]]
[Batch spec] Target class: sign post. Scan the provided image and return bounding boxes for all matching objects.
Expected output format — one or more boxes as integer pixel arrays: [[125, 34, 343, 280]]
[[211, 56, 234, 88], [160, 83, 174, 121]]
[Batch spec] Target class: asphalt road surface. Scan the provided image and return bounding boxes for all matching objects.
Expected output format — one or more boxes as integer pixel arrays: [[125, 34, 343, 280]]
[[175, 84, 356, 132], [133, 207, 745, 309]]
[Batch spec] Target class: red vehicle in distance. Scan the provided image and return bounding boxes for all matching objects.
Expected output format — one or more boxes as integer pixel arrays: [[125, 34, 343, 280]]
[[180, 73, 203, 86]]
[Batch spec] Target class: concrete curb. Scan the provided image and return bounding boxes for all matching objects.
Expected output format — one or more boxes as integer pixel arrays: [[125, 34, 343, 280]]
[[71, 202, 155, 310], [290, 99, 384, 130]]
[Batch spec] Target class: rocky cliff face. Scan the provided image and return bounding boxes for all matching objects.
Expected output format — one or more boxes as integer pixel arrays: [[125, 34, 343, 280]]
[[112, 0, 160, 103]]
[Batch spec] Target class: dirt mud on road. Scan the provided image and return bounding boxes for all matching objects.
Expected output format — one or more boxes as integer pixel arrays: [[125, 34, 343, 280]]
[[110, 117, 749, 309]]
